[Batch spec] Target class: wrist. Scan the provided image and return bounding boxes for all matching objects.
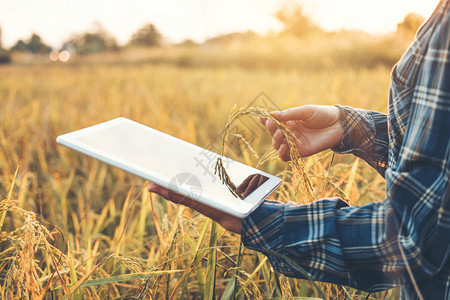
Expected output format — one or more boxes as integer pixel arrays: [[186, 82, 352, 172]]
[[332, 105, 345, 148]]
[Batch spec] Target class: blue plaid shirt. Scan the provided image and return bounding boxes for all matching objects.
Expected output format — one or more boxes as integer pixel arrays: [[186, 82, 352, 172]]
[[241, 1, 450, 299]]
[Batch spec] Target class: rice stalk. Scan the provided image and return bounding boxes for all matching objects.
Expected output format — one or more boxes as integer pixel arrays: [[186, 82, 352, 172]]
[[279, 274, 294, 300], [136, 186, 150, 242], [344, 158, 359, 201], [310, 174, 350, 204], [235, 256, 267, 297], [108, 255, 144, 274], [171, 248, 209, 299], [0, 165, 19, 232], [260, 249, 325, 298], [143, 206, 184, 299], [175, 218, 211, 298], [150, 192, 166, 248], [0, 192, 68, 300], [204, 220, 218, 299], [214, 158, 243, 199], [112, 186, 134, 256], [256, 149, 279, 169], [230, 133, 259, 159], [215, 105, 315, 201], [235, 269, 262, 300], [257, 253, 273, 296]]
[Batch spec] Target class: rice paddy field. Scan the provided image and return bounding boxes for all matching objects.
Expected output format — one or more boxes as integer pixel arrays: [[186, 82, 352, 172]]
[[0, 38, 406, 299]]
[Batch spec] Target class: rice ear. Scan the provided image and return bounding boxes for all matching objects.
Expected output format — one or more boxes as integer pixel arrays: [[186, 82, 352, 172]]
[[215, 106, 315, 201]]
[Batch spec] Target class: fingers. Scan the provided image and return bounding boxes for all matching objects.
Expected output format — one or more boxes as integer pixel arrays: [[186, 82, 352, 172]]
[[271, 105, 315, 122], [148, 183, 169, 198], [257, 116, 266, 125], [148, 183, 243, 234], [262, 106, 316, 137], [258, 116, 278, 136], [148, 183, 192, 207], [257, 174, 269, 188], [236, 175, 254, 194], [244, 174, 262, 198], [278, 143, 291, 161], [272, 129, 288, 150], [260, 116, 292, 162], [265, 120, 278, 135], [236, 174, 269, 198]]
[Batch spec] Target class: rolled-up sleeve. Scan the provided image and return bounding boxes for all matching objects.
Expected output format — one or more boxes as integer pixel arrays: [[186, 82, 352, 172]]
[[331, 106, 389, 177]]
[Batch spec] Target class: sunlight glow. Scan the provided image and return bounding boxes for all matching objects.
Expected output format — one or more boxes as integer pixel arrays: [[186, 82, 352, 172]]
[[0, 0, 440, 48]]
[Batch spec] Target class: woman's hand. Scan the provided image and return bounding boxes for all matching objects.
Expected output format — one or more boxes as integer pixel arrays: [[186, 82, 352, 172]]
[[148, 173, 269, 234], [235, 174, 268, 198], [148, 184, 243, 234], [260, 105, 342, 161]]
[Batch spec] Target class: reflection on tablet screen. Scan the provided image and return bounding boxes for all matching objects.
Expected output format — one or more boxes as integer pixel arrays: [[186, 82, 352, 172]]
[[235, 173, 269, 199]]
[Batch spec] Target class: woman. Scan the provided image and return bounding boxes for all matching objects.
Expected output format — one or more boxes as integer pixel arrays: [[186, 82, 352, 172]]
[[149, 1, 450, 298]]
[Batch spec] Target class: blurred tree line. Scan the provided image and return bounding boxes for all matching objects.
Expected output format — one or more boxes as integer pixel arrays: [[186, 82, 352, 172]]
[[129, 24, 163, 47], [0, 27, 11, 64], [62, 22, 119, 55], [11, 34, 52, 54], [1, 21, 163, 60]]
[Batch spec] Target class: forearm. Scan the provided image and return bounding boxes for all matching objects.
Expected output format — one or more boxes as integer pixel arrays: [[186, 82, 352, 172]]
[[241, 199, 397, 292], [241, 196, 445, 293]]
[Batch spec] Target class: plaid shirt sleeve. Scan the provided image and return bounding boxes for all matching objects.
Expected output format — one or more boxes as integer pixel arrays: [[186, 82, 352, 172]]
[[241, 1, 450, 298], [331, 106, 389, 177]]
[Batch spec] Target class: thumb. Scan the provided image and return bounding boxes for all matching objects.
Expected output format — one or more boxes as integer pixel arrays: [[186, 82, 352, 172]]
[[148, 183, 169, 199], [271, 106, 315, 122]]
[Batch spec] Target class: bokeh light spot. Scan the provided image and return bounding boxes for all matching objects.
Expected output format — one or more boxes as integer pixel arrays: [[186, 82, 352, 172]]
[[49, 50, 59, 61], [59, 51, 71, 62]]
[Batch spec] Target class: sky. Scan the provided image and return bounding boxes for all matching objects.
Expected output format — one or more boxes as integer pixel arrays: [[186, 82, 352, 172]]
[[0, 0, 440, 49]]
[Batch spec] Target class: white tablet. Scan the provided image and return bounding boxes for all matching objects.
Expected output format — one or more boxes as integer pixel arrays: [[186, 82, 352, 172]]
[[56, 117, 281, 218]]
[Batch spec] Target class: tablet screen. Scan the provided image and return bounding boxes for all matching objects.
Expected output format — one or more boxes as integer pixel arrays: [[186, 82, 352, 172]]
[[57, 118, 281, 217]]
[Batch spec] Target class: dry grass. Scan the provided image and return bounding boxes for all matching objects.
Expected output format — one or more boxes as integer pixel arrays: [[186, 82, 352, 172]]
[[0, 55, 394, 298]]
